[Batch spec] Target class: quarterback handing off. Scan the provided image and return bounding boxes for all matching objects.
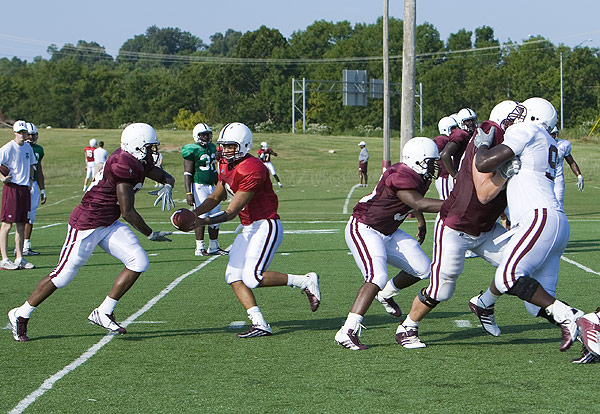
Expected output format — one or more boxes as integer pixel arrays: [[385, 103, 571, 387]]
[[190, 122, 320, 338], [8, 123, 175, 342]]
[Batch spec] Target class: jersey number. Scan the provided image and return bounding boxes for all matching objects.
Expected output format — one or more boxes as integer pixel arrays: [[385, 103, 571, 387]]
[[198, 153, 218, 172], [545, 144, 558, 181]]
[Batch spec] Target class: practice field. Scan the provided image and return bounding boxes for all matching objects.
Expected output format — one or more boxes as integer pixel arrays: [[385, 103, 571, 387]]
[[1, 129, 599, 413]]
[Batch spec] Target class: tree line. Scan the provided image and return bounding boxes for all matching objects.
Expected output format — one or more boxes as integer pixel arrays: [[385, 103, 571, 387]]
[[1, 19, 599, 135]]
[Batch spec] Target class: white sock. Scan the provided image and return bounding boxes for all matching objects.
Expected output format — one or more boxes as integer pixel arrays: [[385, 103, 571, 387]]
[[545, 300, 575, 324], [196, 240, 205, 250], [16, 301, 36, 318], [479, 289, 500, 308], [247, 306, 268, 327], [286, 274, 307, 288], [208, 239, 219, 251], [380, 279, 400, 299], [403, 315, 420, 329], [98, 296, 118, 315], [24, 239, 31, 250], [343, 312, 364, 332]]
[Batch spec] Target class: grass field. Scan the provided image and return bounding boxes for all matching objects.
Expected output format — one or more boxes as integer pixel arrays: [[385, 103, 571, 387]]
[[1, 128, 599, 413]]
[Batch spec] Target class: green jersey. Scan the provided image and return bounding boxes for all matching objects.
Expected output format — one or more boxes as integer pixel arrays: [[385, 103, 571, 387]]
[[181, 142, 218, 185], [31, 143, 44, 183]]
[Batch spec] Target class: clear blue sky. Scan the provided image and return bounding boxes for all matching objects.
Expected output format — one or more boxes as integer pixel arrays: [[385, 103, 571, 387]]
[[2, 0, 599, 60]]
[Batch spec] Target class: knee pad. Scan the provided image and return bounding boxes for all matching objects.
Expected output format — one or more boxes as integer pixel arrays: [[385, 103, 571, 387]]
[[418, 288, 440, 309], [507, 276, 540, 301]]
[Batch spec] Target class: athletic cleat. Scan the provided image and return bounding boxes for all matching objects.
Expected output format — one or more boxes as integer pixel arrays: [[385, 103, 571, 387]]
[[195, 248, 209, 257], [88, 308, 127, 334], [465, 249, 478, 258], [15, 258, 35, 270], [559, 308, 584, 352], [395, 325, 426, 348], [375, 292, 402, 317], [576, 308, 600, 357], [278, 182, 283, 188], [0, 258, 19, 270], [469, 295, 501, 337], [334, 326, 368, 350], [22, 248, 40, 256], [302, 272, 321, 312], [571, 344, 600, 364], [236, 324, 272, 338], [208, 248, 228, 256], [8, 308, 29, 342]]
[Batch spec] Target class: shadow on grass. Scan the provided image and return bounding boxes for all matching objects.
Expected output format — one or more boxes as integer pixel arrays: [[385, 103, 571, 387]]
[[564, 239, 600, 253]]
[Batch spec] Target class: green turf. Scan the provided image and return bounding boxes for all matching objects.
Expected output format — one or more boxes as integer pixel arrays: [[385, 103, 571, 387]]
[[0, 128, 598, 413]]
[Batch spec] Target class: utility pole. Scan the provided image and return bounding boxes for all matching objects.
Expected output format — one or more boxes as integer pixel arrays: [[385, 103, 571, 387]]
[[400, 0, 416, 156], [382, 0, 391, 170]]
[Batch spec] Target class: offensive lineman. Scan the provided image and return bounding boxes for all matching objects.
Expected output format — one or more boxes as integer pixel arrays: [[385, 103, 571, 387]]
[[190, 122, 320, 338], [8, 123, 175, 342], [182, 123, 226, 256]]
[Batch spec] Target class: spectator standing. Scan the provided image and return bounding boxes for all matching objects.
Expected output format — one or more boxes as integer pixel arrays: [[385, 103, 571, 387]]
[[358, 141, 369, 187]]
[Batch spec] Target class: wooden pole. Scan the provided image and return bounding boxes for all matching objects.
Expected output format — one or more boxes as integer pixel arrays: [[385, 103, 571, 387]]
[[382, 0, 391, 170], [400, 0, 416, 156]]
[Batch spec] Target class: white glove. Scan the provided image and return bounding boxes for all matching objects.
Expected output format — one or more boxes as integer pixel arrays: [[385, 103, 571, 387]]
[[153, 184, 174, 211], [148, 231, 172, 242], [577, 175, 584, 191], [499, 157, 521, 179], [474, 126, 495, 149]]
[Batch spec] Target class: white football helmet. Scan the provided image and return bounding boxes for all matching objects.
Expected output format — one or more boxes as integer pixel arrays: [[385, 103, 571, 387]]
[[260, 141, 268, 150], [26, 122, 38, 144], [456, 108, 478, 133], [192, 123, 212, 147], [550, 125, 559, 139], [521, 97, 557, 132], [438, 116, 459, 136], [217, 122, 252, 161], [489, 100, 519, 130], [121, 123, 160, 162], [402, 137, 440, 179]]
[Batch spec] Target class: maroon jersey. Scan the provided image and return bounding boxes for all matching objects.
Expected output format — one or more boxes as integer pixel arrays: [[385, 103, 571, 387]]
[[352, 163, 430, 236], [433, 135, 451, 178], [69, 149, 153, 230], [440, 120, 507, 236], [447, 128, 471, 172], [84, 146, 95, 162], [219, 154, 279, 226], [258, 148, 276, 163]]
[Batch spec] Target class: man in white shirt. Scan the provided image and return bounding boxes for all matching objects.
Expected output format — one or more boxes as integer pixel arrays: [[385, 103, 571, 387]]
[[92, 140, 109, 176], [358, 141, 369, 186], [0, 121, 36, 270]]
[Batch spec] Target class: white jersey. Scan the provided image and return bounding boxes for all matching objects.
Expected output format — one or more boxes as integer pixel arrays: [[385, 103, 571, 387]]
[[554, 139, 571, 177], [93, 147, 109, 164], [502, 122, 561, 223], [0, 140, 35, 186]]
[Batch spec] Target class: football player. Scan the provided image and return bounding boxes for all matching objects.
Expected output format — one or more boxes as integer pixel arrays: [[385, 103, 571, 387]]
[[335, 137, 444, 350], [83, 138, 97, 191], [549, 126, 584, 209], [182, 123, 226, 256], [395, 101, 519, 349], [189, 122, 320, 338], [433, 116, 459, 200], [8, 123, 175, 342], [469, 97, 586, 353], [258, 141, 283, 188]]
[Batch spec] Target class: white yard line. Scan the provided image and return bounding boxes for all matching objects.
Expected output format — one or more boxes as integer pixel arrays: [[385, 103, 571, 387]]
[[10, 251, 225, 414], [343, 184, 363, 214], [561, 255, 600, 276]]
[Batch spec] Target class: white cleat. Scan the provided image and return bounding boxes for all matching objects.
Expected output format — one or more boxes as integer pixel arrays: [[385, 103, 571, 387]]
[[334, 326, 368, 350], [469, 295, 501, 337], [88, 308, 126, 334], [395, 325, 426, 348], [303, 272, 321, 312]]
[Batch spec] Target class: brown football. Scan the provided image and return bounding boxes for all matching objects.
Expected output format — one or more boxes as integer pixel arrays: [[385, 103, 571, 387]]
[[170, 208, 197, 232], [0, 164, 9, 176]]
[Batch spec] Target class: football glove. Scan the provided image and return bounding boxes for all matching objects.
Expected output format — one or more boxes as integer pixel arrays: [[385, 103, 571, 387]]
[[577, 175, 584, 191], [148, 231, 172, 242], [474, 126, 495, 149], [153, 184, 175, 211], [499, 157, 521, 179]]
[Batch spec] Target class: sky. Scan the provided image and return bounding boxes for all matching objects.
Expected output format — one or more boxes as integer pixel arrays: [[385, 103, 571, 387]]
[[2, 0, 599, 61]]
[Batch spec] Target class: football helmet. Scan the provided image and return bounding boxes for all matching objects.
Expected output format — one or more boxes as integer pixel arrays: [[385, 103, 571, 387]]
[[121, 123, 160, 162], [260, 141, 268, 150], [26, 122, 38, 144], [437, 116, 459, 136], [192, 123, 212, 147], [89, 138, 98, 148], [402, 137, 440, 179], [456, 108, 478, 133], [550, 125, 559, 139], [489, 100, 519, 130], [521, 97, 557, 132], [217, 122, 252, 161]]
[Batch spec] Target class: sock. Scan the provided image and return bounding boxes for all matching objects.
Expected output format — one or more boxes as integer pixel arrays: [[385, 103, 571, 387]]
[[98, 296, 118, 315], [379, 279, 400, 299], [343, 312, 364, 332], [478, 289, 500, 308], [16, 301, 36, 318], [196, 240, 205, 250], [24, 239, 31, 250], [208, 239, 219, 251], [247, 306, 268, 327], [403, 315, 420, 329], [286, 274, 307, 288]]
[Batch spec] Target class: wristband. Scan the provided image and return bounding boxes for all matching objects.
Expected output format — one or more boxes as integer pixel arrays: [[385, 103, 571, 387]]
[[578, 175, 583, 179], [40, 189, 46, 196], [186, 192, 193, 195], [184, 172, 193, 176]]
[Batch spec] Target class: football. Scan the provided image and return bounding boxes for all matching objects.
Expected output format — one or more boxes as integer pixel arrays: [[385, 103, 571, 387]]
[[0, 164, 9, 177], [170, 208, 197, 232]]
